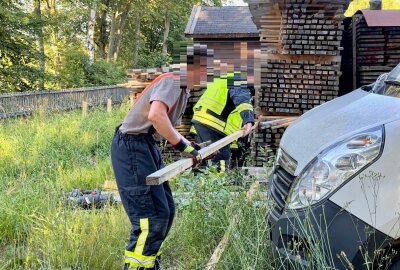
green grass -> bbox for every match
[0,103,274,270]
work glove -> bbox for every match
[190,141,219,161]
[173,139,202,168]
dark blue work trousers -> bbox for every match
[193,122,231,170]
[111,126,175,268]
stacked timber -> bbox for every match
[160,111,197,161]
[350,13,400,87]
[252,126,287,166]
[260,57,341,114]
[251,117,297,166]
[246,0,349,166]
[127,67,169,82]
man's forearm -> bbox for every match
[151,112,181,145]
[148,100,188,146]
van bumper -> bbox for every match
[269,200,392,269]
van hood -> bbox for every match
[281,90,400,176]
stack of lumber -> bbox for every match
[160,112,197,161]
[205,42,258,88]
[251,117,297,167]
[259,57,341,114]
[246,0,349,166]
[127,67,169,82]
[281,8,344,56]
[350,14,400,86]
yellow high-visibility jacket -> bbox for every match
[192,72,254,136]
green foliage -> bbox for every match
[87,58,127,86]
[58,45,88,88]
[0,1,41,93]
[0,0,229,92]
[0,105,274,269]
[55,45,126,88]
[137,52,172,69]
[163,170,272,269]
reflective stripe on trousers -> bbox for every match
[111,126,175,269]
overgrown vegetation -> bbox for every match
[0,0,226,93]
[0,103,272,269]
[4,0,400,92]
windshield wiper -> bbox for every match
[385,80,400,86]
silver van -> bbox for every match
[269,63,400,269]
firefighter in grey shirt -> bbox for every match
[111,69,203,269]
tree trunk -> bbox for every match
[97,0,110,59]
[87,2,97,66]
[162,10,170,55]
[46,0,60,66]
[34,0,45,89]
[107,9,118,62]
[113,0,133,61]
[133,13,141,67]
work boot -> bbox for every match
[155,255,167,270]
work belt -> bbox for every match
[115,125,155,142]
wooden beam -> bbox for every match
[259,117,297,129]
[146,129,246,185]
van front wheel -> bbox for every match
[389,256,400,269]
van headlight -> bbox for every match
[287,126,384,209]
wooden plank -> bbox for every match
[146,129,246,185]
[260,117,298,129]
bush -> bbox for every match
[137,51,172,68]
[56,45,126,89]
[58,45,88,88]
[87,58,126,86]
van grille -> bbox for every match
[269,150,297,222]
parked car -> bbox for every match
[269,63,400,269]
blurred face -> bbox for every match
[182,44,209,91]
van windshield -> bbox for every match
[383,84,400,98]
[372,64,400,98]
[386,64,400,85]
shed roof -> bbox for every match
[185,6,259,39]
[360,10,400,27]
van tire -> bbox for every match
[389,256,400,270]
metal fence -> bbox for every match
[0,85,133,118]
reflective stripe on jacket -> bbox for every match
[192,72,254,135]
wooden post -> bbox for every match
[107,98,112,112]
[82,101,88,116]
[130,92,136,107]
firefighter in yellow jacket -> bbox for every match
[191,71,254,170]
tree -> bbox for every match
[95,0,111,59]
[87,0,97,66]
[0,1,40,92]
[34,0,46,89]
[107,0,134,62]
